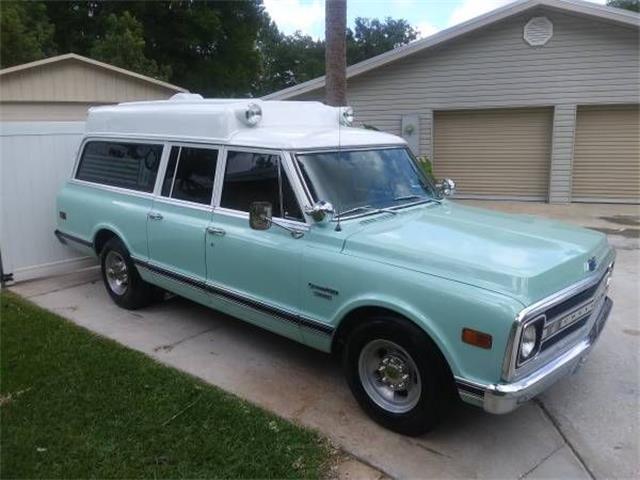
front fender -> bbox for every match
[302,247,522,385]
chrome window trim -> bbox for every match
[215,147,308,225]
[293,143,405,154]
[502,255,615,381]
[155,142,222,210]
[291,145,437,219]
[69,178,156,200]
[72,137,166,194]
[213,207,310,231]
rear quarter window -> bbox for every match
[75,141,163,193]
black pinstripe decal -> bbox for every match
[133,258,334,336]
[54,230,93,248]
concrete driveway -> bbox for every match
[10,202,639,479]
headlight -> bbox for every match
[518,315,544,364]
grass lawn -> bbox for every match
[0,291,332,479]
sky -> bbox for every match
[263,0,609,40]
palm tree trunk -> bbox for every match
[325,0,347,106]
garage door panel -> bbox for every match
[433,108,552,199]
[572,105,639,203]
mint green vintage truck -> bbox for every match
[56,96,614,435]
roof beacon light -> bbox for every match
[340,106,354,126]
[241,103,262,127]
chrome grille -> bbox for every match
[539,268,611,351]
[503,259,615,382]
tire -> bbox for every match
[343,316,452,436]
[100,237,158,310]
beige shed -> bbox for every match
[0,54,186,283]
[0,53,186,121]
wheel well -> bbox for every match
[93,229,117,255]
[331,306,416,355]
[331,306,456,394]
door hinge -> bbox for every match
[1,272,14,284]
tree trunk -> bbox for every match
[325,0,347,106]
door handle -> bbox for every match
[148,212,163,220]
[206,226,226,236]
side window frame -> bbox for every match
[71,136,166,197]
[153,141,222,211]
[214,147,308,225]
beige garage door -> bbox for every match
[433,108,553,200]
[572,105,639,204]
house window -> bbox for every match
[161,146,218,205]
[76,141,163,192]
[220,151,303,221]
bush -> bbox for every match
[416,155,435,182]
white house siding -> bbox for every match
[549,104,577,203]
[287,8,639,203]
[0,122,92,282]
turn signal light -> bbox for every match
[462,328,492,349]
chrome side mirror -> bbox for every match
[304,200,335,223]
[436,178,456,198]
[249,201,272,230]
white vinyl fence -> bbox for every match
[0,122,96,283]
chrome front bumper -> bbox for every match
[457,296,612,414]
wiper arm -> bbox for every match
[393,194,424,202]
[393,194,441,205]
[337,205,398,219]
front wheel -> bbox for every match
[343,317,451,436]
[100,237,158,309]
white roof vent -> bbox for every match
[169,93,203,101]
[524,17,553,46]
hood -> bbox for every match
[342,201,612,305]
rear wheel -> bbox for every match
[100,238,158,309]
[343,316,451,436]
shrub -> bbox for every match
[416,155,436,182]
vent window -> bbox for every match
[524,17,553,46]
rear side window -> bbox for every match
[76,141,162,192]
[161,146,218,205]
[220,151,303,221]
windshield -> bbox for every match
[295,147,436,217]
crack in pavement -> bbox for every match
[535,399,596,480]
[519,444,564,479]
[15,279,100,299]
[153,326,218,353]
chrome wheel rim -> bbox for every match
[358,339,421,414]
[105,251,129,296]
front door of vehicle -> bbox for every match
[146,145,218,302]
[206,149,306,342]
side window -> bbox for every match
[75,141,162,192]
[161,146,218,205]
[220,151,303,221]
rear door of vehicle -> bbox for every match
[146,144,218,297]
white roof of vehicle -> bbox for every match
[85,95,405,150]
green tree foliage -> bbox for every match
[0,1,55,68]
[255,17,325,95]
[253,15,418,96]
[0,1,419,97]
[347,17,419,65]
[90,11,170,81]
[606,0,639,12]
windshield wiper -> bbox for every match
[393,194,440,205]
[336,205,398,219]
